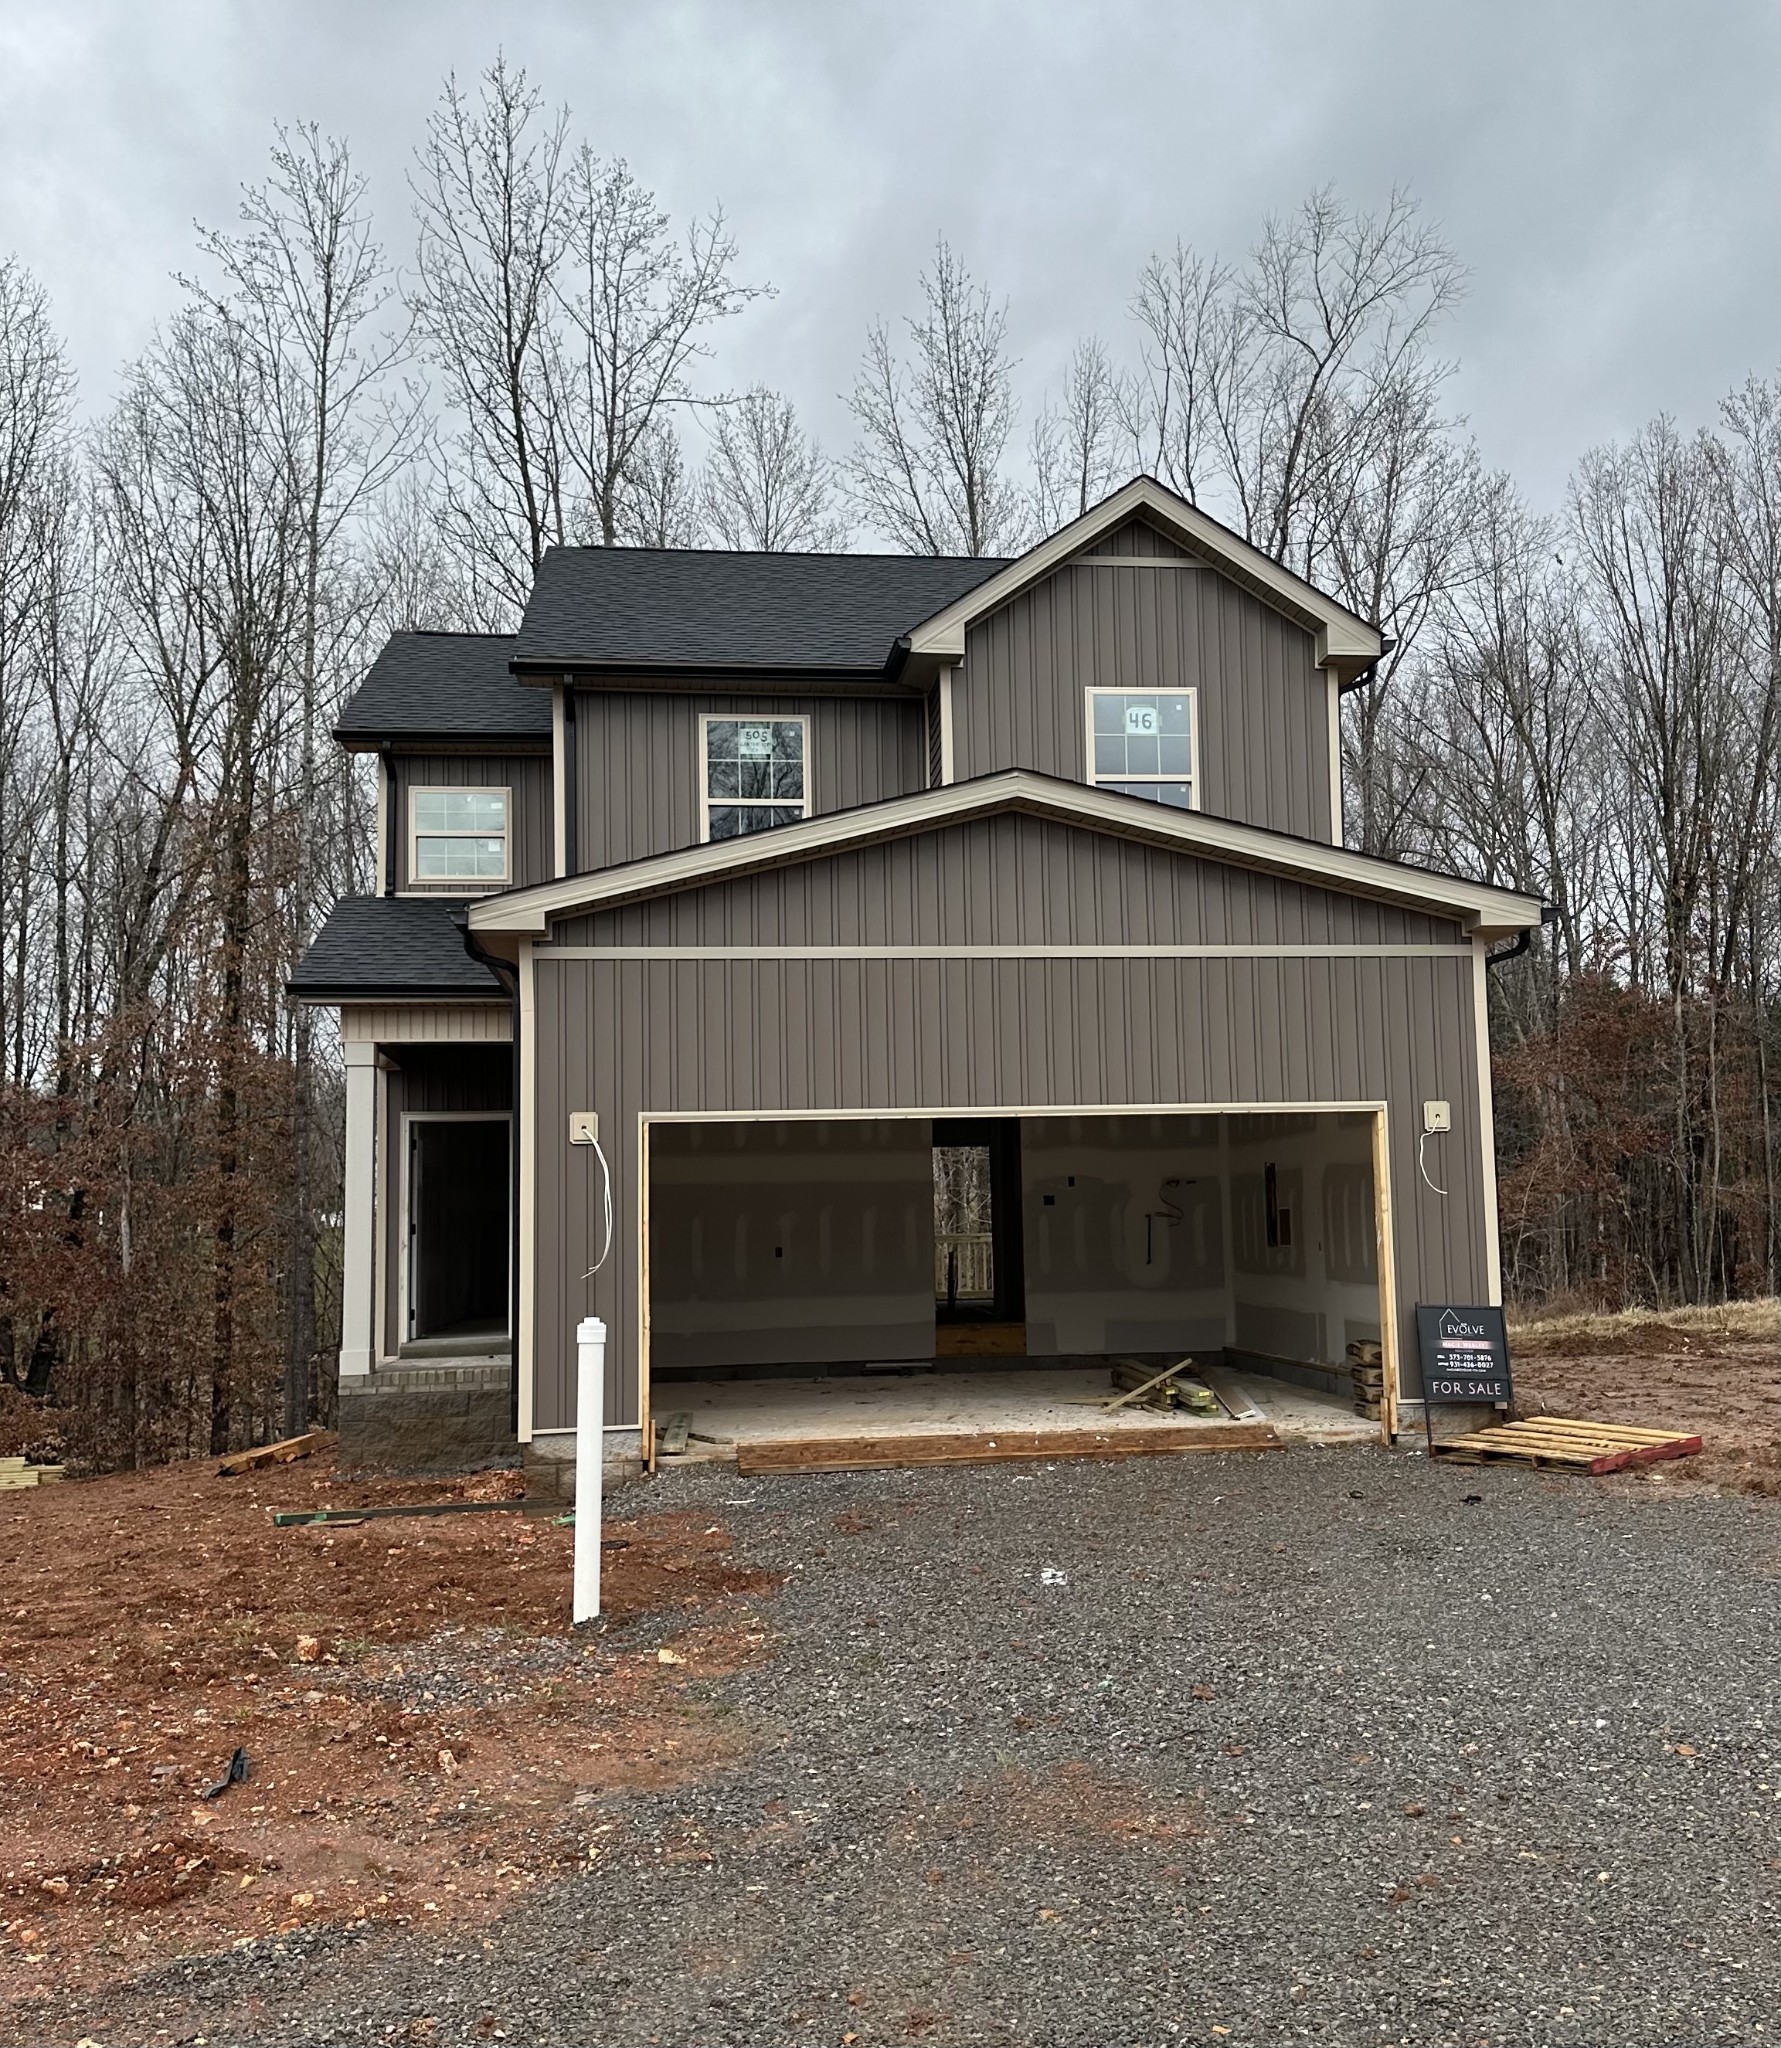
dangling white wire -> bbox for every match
[1417,1128,1448,1197]
[582,1136,615,1278]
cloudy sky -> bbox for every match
[1,0,1774,513]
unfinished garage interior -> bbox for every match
[639,1107,1393,1462]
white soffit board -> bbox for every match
[901,476,1384,670]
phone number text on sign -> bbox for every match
[1414,1304,1512,1404]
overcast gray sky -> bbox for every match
[1,0,1775,513]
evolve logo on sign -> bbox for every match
[1415,1304,1511,1404]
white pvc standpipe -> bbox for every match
[572,1316,607,1624]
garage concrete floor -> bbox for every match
[652,1364,1374,1458]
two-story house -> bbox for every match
[291,476,1542,1477]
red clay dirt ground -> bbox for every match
[1507,1299,1778,1497]
[0,1452,783,2041]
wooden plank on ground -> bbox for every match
[736,1421,1281,1476]
[217,1429,337,1478]
[934,1323,1028,1358]
[1197,1367,1268,1425]
[658,1411,691,1457]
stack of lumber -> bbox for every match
[1346,1340,1384,1419]
[0,1455,66,1490]
[1107,1358,1222,1415]
[215,1429,336,1477]
[1431,1415,1702,1475]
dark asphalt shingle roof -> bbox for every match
[513,548,1010,672]
[333,633,551,744]
[289,896,506,999]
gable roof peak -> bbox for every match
[904,475,1384,679]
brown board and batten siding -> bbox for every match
[524,811,1488,1433]
[390,753,555,893]
[953,542,1336,841]
[548,815,1461,951]
[574,691,927,869]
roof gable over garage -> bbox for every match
[471,770,1542,945]
[541,808,1470,953]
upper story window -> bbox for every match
[1085,689,1198,809]
[701,715,810,841]
[410,787,510,883]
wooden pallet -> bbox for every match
[736,1420,1280,1476]
[1432,1415,1702,1475]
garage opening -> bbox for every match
[405,1115,511,1344]
[644,1110,1390,1465]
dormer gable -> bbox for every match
[901,475,1382,683]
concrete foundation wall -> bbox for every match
[337,1359,518,1476]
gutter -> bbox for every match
[456,915,525,1440]
[1338,635,1397,697]
[1485,904,1557,970]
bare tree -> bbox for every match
[410,57,571,618]
[554,151,765,545]
[1029,338,1124,530]
[100,302,307,1451]
[195,123,413,1434]
[0,261,77,1084]
[614,418,700,548]
[701,386,847,550]
[1124,246,1241,507]
[846,238,1026,555]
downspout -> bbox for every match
[380,749,396,896]
[1485,905,1557,971]
[458,917,524,1438]
[562,675,579,877]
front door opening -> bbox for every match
[407,1117,510,1343]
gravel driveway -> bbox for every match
[103,1444,1778,2046]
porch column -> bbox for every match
[339,1040,379,1379]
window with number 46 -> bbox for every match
[1085,689,1197,809]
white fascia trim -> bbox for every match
[469,771,1545,937]
[537,943,1477,961]
[902,477,1383,669]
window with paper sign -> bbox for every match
[1085,689,1198,809]
[700,715,810,841]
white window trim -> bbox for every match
[697,713,813,845]
[1082,687,1201,811]
[408,784,512,888]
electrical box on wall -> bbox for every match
[569,1111,599,1146]
[1422,1100,1451,1134]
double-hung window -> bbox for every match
[409,787,510,883]
[700,716,810,841]
[1085,689,1198,809]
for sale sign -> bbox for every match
[1415,1304,1512,1403]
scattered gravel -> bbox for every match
[78,1445,1781,2046]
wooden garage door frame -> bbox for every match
[636,1099,1402,1452]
